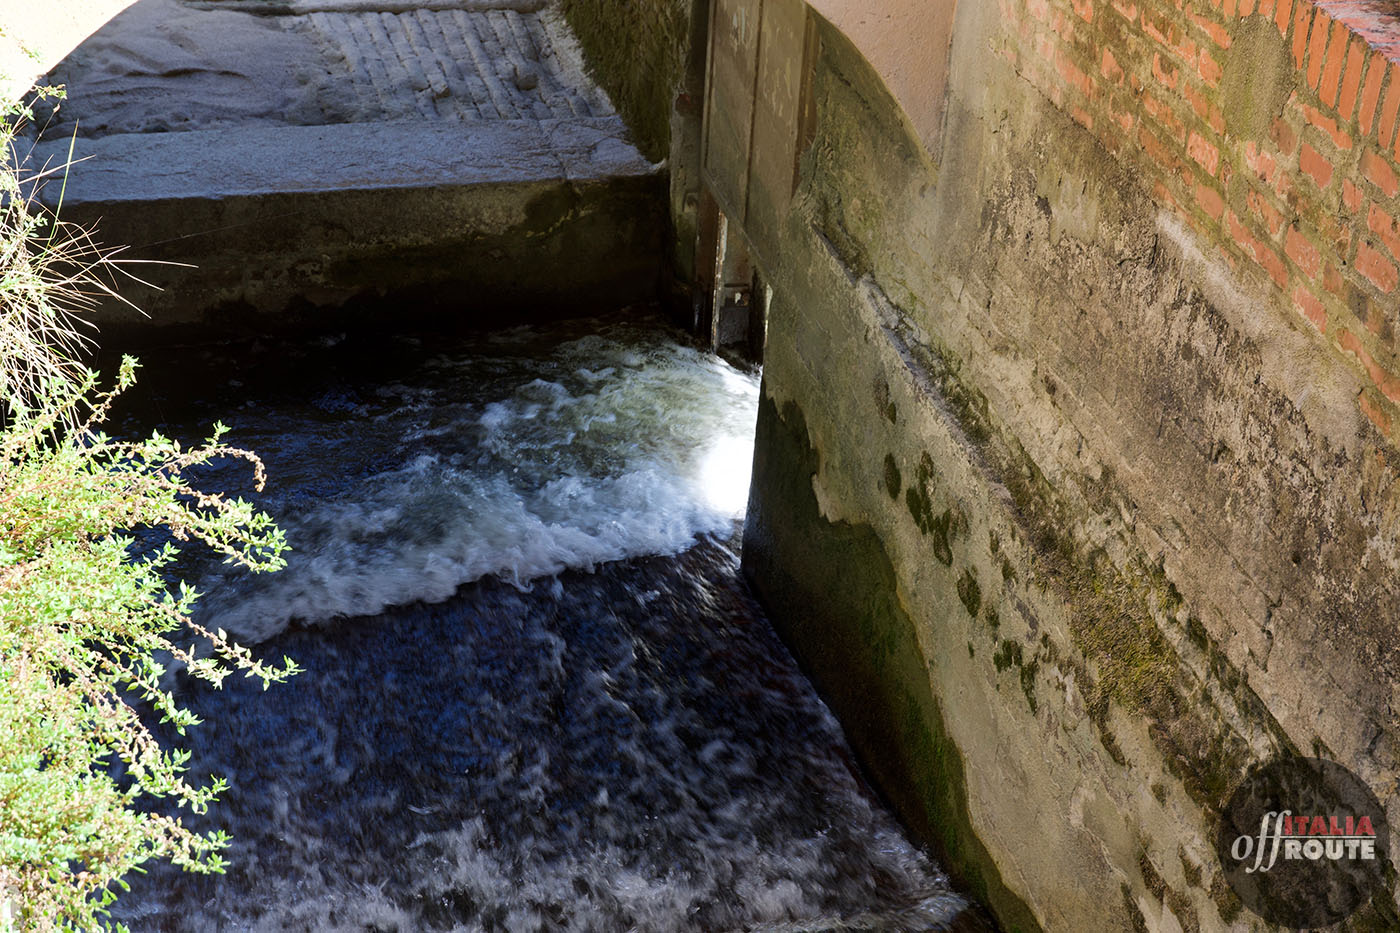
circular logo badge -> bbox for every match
[1216,757,1390,928]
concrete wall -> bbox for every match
[558,0,711,309]
[726,1,1400,931]
[40,119,666,337]
[558,0,694,164]
[1000,0,1400,439]
[564,0,1400,928]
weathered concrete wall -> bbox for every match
[558,0,692,163]
[557,0,710,309]
[803,0,957,154]
[999,0,1400,439]
[705,1,1400,931]
[565,0,1400,926]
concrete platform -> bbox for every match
[11,0,665,332]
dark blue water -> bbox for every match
[104,317,983,931]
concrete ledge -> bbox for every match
[25,118,655,202]
[22,118,665,332]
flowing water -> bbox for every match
[103,316,984,932]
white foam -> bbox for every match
[191,329,761,642]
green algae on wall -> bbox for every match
[699,0,1400,926]
[795,2,1294,819]
[558,0,691,163]
[743,393,1043,933]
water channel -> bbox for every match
[104,314,982,932]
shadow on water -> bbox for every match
[97,315,993,931]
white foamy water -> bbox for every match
[169,324,761,642]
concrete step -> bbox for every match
[22,116,664,333]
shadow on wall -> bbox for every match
[803,0,959,155]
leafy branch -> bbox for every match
[0,90,296,932]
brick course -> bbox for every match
[996,0,1400,441]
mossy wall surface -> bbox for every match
[735,2,1400,930]
[557,0,708,310]
[744,395,1042,933]
[558,0,691,164]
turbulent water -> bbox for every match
[104,317,983,932]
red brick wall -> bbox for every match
[995,0,1400,438]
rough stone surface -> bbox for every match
[28,117,652,201]
[0,0,138,102]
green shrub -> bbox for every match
[0,93,297,932]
